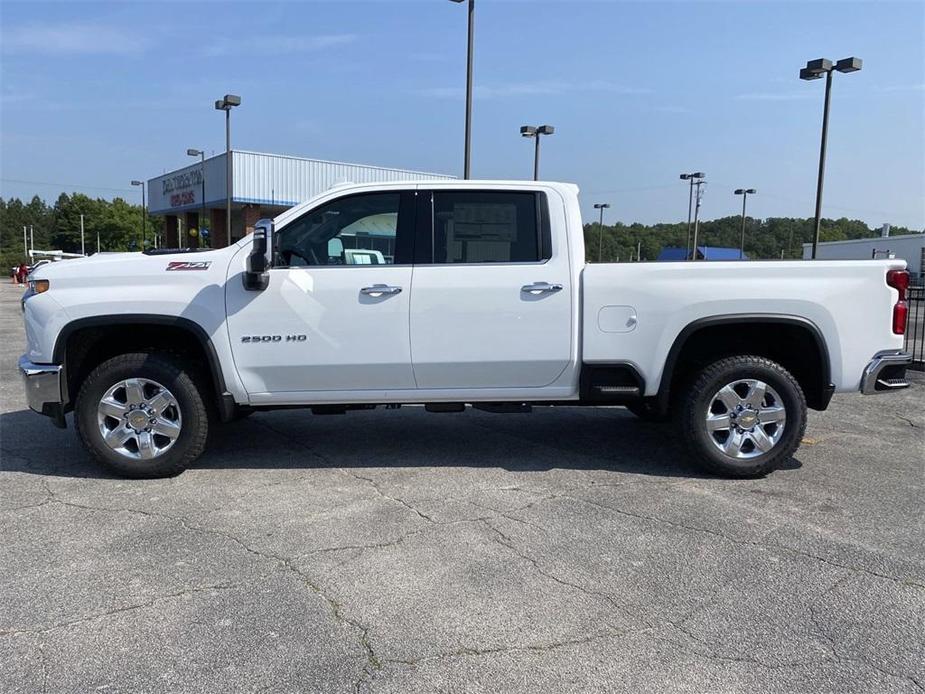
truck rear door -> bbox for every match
[409,187,573,389]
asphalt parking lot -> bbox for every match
[1,282,923,693]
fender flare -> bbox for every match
[655,314,832,411]
[53,314,234,420]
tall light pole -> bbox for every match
[215,94,241,243]
[520,125,554,181]
[22,225,27,256]
[800,57,862,259]
[690,179,705,260]
[734,188,756,259]
[449,0,475,179]
[593,202,611,262]
[80,213,85,256]
[187,148,207,246]
[130,180,146,250]
[679,172,705,258]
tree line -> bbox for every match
[1,193,162,272]
[583,216,921,263]
[1,192,920,272]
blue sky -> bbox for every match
[1,0,923,229]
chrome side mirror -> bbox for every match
[243,218,273,291]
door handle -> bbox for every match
[521,282,563,295]
[360,284,402,297]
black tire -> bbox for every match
[625,401,671,423]
[678,355,806,478]
[74,353,210,478]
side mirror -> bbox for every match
[243,218,272,291]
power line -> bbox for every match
[0,178,136,194]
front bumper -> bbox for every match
[19,355,66,427]
[860,350,912,395]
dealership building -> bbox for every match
[146,150,454,248]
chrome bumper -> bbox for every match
[860,350,912,395]
[19,355,65,423]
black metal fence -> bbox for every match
[905,274,924,371]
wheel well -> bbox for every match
[660,319,831,411]
[58,321,223,414]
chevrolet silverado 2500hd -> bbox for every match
[20,181,912,478]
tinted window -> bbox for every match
[275,192,401,267]
[432,191,543,264]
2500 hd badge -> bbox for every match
[240,334,308,343]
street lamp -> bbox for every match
[215,94,241,243]
[520,125,554,181]
[130,180,146,250]
[593,203,611,263]
[679,172,705,258]
[734,188,757,259]
[449,0,475,179]
[187,148,207,246]
[800,56,862,259]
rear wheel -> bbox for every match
[74,353,210,478]
[679,356,806,478]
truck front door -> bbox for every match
[225,190,417,396]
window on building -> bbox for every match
[431,191,547,264]
[274,193,402,267]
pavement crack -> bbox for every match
[564,494,925,589]
[387,631,616,666]
[1,583,243,637]
[480,518,646,628]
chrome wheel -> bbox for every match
[97,378,182,460]
[705,379,786,460]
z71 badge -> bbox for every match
[166,261,211,271]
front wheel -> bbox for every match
[679,356,806,478]
[74,353,210,478]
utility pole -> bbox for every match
[30,225,33,254]
[80,214,85,256]
[593,202,610,262]
[23,226,27,256]
[637,240,641,262]
[690,181,705,260]
[680,172,705,257]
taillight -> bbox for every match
[886,269,909,335]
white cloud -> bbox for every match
[202,33,357,57]
[877,83,925,93]
[734,92,817,101]
[1,22,152,55]
[420,80,652,100]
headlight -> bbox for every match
[29,279,50,294]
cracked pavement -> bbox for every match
[1,283,924,693]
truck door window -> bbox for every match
[430,191,549,264]
[274,192,404,267]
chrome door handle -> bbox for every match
[360,284,402,297]
[521,282,563,295]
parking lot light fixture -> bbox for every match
[800,57,862,259]
[593,203,611,263]
[215,94,241,243]
[130,180,146,250]
[521,125,555,180]
[734,188,757,259]
[449,0,475,179]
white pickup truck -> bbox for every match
[20,181,912,478]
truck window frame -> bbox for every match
[271,190,417,269]
[413,190,553,266]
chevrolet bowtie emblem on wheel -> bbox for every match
[166,261,211,271]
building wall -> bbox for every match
[802,234,925,275]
